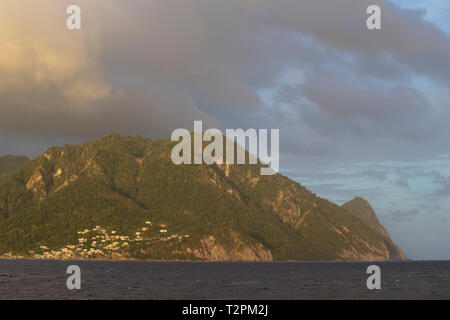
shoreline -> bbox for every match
[0,257,423,263]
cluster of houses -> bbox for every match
[30,221,191,260]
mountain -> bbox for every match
[341,197,406,260]
[0,155,30,178]
[0,133,406,261]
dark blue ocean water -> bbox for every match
[0,259,449,299]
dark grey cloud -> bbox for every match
[1,0,450,158]
[298,69,432,140]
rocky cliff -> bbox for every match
[342,197,406,260]
[0,133,406,261]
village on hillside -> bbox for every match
[1,221,191,260]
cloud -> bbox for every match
[2,0,450,259]
[0,1,111,136]
[430,171,450,196]
[384,208,420,222]
[297,69,432,139]
[1,0,449,148]
[1,0,450,185]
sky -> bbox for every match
[0,0,449,259]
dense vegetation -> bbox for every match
[0,155,29,178]
[0,134,405,261]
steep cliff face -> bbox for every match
[342,197,406,260]
[0,134,405,261]
[190,235,273,262]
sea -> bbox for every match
[0,259,449,299]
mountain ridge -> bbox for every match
[341,197,406,260]
[0,155,30,178]
[0,133,406,261]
